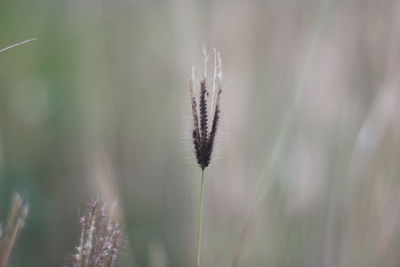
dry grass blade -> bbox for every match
[0,38,37,54]
[0,194,29,267]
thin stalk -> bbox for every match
[231,0,331,266]
[196,170,206,267]
[0,38,37,54]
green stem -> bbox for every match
[196,169,206,267]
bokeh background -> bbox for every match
[1,0,400,266]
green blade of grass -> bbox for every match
[231,0,331,265]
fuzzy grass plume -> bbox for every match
[71,200,123,267]
[190,48,223,267]
[0,194,29,267]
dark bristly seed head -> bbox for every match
[190,79,222,170]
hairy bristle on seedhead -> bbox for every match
[190,49,223,170]
[71,199,123,267]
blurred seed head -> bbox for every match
[0,193,29,267]
[71,199,123,267]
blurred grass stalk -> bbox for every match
[0,194,29,267]
[232,0,331,265]
[0,38,37,54]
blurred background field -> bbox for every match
[1,0,400,266]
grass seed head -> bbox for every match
[190,49,223,170]
[71,199,123,267]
